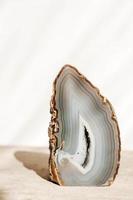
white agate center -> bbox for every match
[56,115,95,175]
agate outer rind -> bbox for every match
[48,65,121,186]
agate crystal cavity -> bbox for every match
[48,65,121,186]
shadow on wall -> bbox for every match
[14,151,50,181]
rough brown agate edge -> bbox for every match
[48,64,121,186]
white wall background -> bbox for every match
[0,0,133,150]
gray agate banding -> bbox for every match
[48,65,121,186]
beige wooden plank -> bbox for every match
[0,146,132,200]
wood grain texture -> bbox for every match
[0,146,132,200]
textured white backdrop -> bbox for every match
[0,0,133,150]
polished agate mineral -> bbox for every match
[48,65,121,186]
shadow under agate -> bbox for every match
[14,150,50,181]
[0,190,7,200]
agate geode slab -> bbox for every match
[48,65,121,186]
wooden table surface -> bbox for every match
[0,146,132,200]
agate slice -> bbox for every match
[48,65,121,186]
